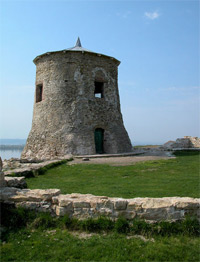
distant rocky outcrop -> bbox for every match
[163,136,200,149]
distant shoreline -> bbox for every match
[0,145,25,150]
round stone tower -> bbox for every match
[21,38,132,160]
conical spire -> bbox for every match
[75,37,82,47]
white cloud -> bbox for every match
[144,11,161,20]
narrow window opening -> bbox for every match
[94,81,104,98]
[36,84,43,103]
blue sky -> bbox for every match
[0,0,199,145]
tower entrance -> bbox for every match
[94,128,104,154]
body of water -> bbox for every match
[0,149,23,160]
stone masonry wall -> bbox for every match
[21,51,132,160]
[1,187,199,222]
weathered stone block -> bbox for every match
[114,210,136,220]
[55,206,73,216]
[5,176,27,189]
[73,201,91,208]
[16,201,40,209]
[95,200,114,210]
[127,198,144,211]
[113,199,128,210]
[175,199,200,210]
[98,208,113,216]
[0,187,19,201]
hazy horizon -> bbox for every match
[0,138,188,146]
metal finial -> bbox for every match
[75,37,82,47]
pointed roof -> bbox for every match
[33,37,120,65]
[65,37,93,52]
[76,37,82,47]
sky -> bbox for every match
[0,0,199,145]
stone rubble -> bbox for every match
[3,156,72,176]
[4,176,27,189]
[0,187,199,222]
[162,136,200,149]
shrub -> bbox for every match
[59,215,80,230]
[156,221,181,236]
[30,212,56,230]
[181,216,200,236]
[81,218,101,232]
[131,219,152,236]
[0,203,35,230]
[114,217,130,233]
[96,217,114,231]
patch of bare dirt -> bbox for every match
[70,155,174,166]
[126,235,155,242]
[70,231,99,239]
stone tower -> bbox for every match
[21,38,132,160]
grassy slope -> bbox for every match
[1,229,200,262]
[26,151,200,198]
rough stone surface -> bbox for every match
[21,42,132,160]
[3,158,71,176]
[4,177,27,189]
[163,136,200,149]
[0,157,6,188]
[0,188,199,222]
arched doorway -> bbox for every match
[94,128,104,154]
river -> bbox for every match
[0,148,23,160]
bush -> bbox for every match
[114,217,130,233]
[181,216,200,236]
[30,212,56,230]
[0,203,35,230]
[156,221,181,236]
[131,219,152,235]
[96,217,114,231]
[59,216,80,231]
[81,218,101,232]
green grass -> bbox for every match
[1,205,200,262]
[1,230,199,262]
[26,151,200,198]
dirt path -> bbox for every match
[70,155,174,166]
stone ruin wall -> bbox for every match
[21,51,132,160]
[1,158,199,222]
[163,136,200,149]
[0,187,199,222]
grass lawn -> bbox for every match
[1,206,200,262]
[26,151,200,198]
[2,152,200,262]
[2,229,199,262]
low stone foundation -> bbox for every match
[0,187,199,222]
[4,176,27,189]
